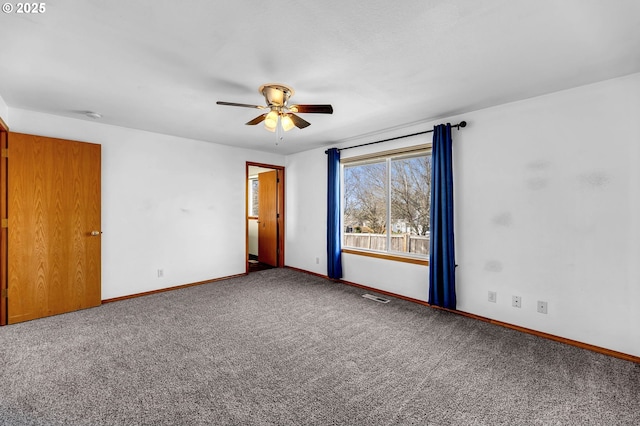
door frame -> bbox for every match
[246,162,285,273]
[0,116,7,326]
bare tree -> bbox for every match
[343,161,387,234]
[344,154,432,238]
[390,155,431,235]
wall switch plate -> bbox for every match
[537,301,548,314]
[488,291,497,303]
[512,295,521,308]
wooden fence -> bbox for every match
[344,233,429,255]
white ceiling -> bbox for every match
[1,0,639,155]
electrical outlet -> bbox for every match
[488,291,497,303]
[157,269,164,278]
[512,295,521,308]
[537,300,548,314]
[315,257,320,264]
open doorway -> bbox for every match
[246,162,284,273]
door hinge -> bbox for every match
[1,288,7,299]
[1,218,7,228]
[1,148,7,158]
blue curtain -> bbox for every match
[327,148,343,279]
[429,124,456,309]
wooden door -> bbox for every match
[258,170,278,267]
[7,133,101,324]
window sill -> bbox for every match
[342,248,429,266]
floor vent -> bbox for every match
[362,294,390,304]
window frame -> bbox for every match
[341,144,431,266]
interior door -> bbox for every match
[7,133,101,324]
[258,170,278,267]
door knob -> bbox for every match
[90,231,102,236]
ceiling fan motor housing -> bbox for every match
[259,84,294,107]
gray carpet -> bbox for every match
[0,268,638,425]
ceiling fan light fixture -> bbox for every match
[264,110,279,131]
[217,83,333,135]
[281,114,294,132]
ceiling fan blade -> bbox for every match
[289,113,311,129]
[245,114,267,125]
[217,101,265,109]
[289,104,333,114]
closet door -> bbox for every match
[7,133,101,324]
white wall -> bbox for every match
[455,72,640,357]
[0,93,8,125]
[285,72,640,357]
[248,219,258,256]
[8,108,285,299]
[285,147,329,274]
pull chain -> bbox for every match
[275,114,284,145]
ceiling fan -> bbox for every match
[217,84,333,132]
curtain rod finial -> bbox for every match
[459,121,467,128]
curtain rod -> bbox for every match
[326,121,467,153]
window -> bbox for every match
[342,146,431,260]
[249,178,259,217]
